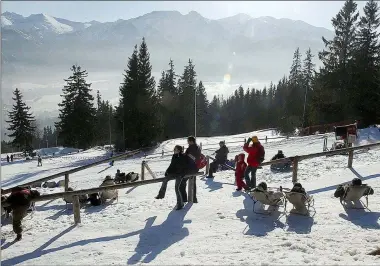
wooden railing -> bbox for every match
[33,172,204,224]
[207,142,380,183]
[2,148,145,194]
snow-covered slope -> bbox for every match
[1,129,380,265]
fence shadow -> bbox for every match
[1,225,76,266]
[308,169,380,195]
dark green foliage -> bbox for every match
[55,65,96,149]
[6,88,35,155]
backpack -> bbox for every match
[196,153,207,170]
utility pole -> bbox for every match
[109,106,112,147]
[122,120,125,151]
[302,86,308,128]
[194,86,197,138]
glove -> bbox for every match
[247,138,252,144]
[259,157,264,163]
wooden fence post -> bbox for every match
[73,195,81,224]
[64,173,69,192]
[141,161,145,181]
[292,156,299,184]
[188,177,195,203]
[348,150,354,168]
[205,156,210,175]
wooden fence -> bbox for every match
[2,148,145,194]
[207,142,380,183]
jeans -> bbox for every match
[175,177,188,207]
[156,178,169,198]
[209,160,226,176]
[244,166,257,188]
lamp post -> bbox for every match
[174,74,197,138]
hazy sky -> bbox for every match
[2,1,367,30]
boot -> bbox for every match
[175,204,184,210]
[155,195,164,199]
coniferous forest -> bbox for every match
[4,0,380,152]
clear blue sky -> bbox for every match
[2,1,367,30]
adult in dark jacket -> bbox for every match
[271,150,285,161]
[243,136,265,189]
[2,187,40,241]
[207,141,229,178]
[185,136,201,204]
[155,145,189,201]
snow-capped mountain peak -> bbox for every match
[25,13,73,34]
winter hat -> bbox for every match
[258,182,268,191]
[352,178,362,186]
[278,150,283,154]
[294,182,303,188]
[104,175,112,181]
[252,136,259,143]
[219,140,225,145]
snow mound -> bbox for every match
[355,126,380,146]
[36,147,81,156]
[1,17,12,26]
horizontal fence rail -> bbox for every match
[207,142,380,183]
[2,148,146,193]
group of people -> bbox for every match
[206,136,265,191]
[155,136,201,210]
[6,154,14,163]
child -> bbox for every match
[235,153,248,191]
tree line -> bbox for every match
[4,0,379,154]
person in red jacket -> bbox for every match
[235,153,248,191]
[243,136,265,189]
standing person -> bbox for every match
[207,141,229,179]
[2,187,40,241]
[155,146,189,207]
[243,136,265,189]
[10,154,14,162]
[37,155,42,167]
[185,136,201,203]
[235,153,248,191]
[7,155,10,163]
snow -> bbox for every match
[355,127,380,146]
[1,129,380,265]
[38,14,73,34]
[1,17,13,26]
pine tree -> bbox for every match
[352,0,380,125]
[302,48,316,127]
[55,65,96,149]
[317,0,359,122]
[178,59,197,136]
[6,88,36,155]
[195,81,210,136]
[117,39,161,149]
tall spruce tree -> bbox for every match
[117,39,161,149]
[317,0,359,123]
[195,81,210,136]
[302,48,315,127]
[178,59,197,136]
[352,0,380,125]
[6,88,36,155]
[55,65,96,149]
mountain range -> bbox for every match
[1,11,333,132]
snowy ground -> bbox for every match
[1,129,380,265]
